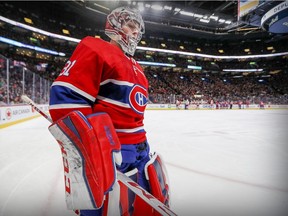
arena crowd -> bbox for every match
[0,1,287,106]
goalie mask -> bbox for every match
[105,7,145,56]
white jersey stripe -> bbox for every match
[115,126,144,133]
[96,96,130,108]
[49,104,91,110]
[52,81,96,102]
[100,79,134,87]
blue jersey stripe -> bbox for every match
[50,85,94,106]
[98,82,132,105]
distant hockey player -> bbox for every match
[259,101,265,109]
[176,99,181,109]
[48,7,169,216]
[229,100,233,109]
[184,98,190,110]
[215,101,219,109]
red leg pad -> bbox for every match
[48,111,121,209]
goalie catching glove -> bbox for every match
[48,111,122,210]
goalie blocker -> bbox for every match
[49,110,170,215]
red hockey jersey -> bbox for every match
[49,36,148,144]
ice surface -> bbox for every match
[0,109,287,216]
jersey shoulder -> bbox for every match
[81,36,107,47]
[81,36,121,56]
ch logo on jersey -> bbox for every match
[129,85,148,114]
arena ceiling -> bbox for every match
[5,1,286,43]
[63,0,286,42]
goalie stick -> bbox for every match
[21,95,177,216]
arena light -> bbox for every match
[200,19,209,23]
[179,11,194,17]
[187,65,202,70]
[1,15,288,60]
[62,29,70,35]
[194,14,203,18]
[151,4,163,10]
[137,61,176,67]
[261,75,271,77]
[145,3,151,8]
[210,15,218,21]
[269,70,281,74]
[237,27,260,32]
[137,46,288,59]
[174,8,181,12]
[24,17,33,24]
[93,2,109,11]
[223,69,263,72]
[0,36,65,56]
[0,16,80,43]
[267,46,274,50]
[164,6,172,10]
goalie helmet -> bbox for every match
[105,7,145,56]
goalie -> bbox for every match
[48,6,170,216]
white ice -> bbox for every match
[0,109,288,216]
